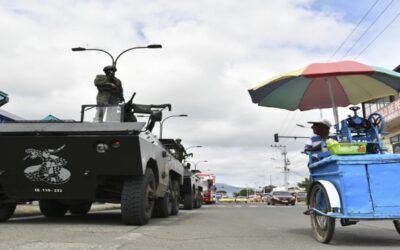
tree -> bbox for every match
[297,178,310,192]
[238,188,254,197]
[261,185,276,193]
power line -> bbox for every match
[340,0,394,60]
[355,9,400,59]
[328,0,379,62]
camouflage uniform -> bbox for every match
[175,139,188,162]
[94,75,124,105]
[93,65,124,122]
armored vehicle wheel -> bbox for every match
[170,179,180,216]
[184,190,194,210]
[153,178,174,218]
[121,168,156,225]
[193,196,199,209]
[0,203,16,222]
[69,202,92,215]
[196,193,202,208]
[394,220,400,234]
[39,200,68,217]
[309,184,336,244]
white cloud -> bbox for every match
[0,0,395,187]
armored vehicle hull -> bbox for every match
[0,121,185,225]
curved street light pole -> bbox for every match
[194,160,208,170]
[159,114,188,139]
[186,145,202,151]
[71,44,162,68]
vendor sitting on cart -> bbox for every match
[304,119,334,162]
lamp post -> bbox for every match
[71,44,162,68]
[186,145,202,150]
[194,160,208,170]
[159,114,188,139]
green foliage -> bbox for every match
[238,188,255,197]
[297,178,310,192]
[261,185,276,193]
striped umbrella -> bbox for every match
[248,60,400,124]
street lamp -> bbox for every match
[194,160,208,170]
[159,114,188,139]
[71,44,162,68]
[186,145,202,150]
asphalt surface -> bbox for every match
[1,203,400,249]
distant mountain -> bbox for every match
[215,183,243,195]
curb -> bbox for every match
[13,203,121,218]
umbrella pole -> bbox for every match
[326,77,340,134]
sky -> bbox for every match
[1,0,400,188]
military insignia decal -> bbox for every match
[23,145,71,185]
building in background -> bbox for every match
[362,66,400,153]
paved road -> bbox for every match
[1,204,400,249]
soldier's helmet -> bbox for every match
[176,138,182,143]
[103,65,117,73]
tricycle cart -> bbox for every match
[303,106,400,243]
[248,60,400,243]
[305,154,400,243]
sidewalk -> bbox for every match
[13,202,121,217]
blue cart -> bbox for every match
[304,107,400,243]
[305,154,400,243]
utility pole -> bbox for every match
[270,144,290,191]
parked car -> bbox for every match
[219,196,235,203]
[266,191,296,205]
[248,195,261,203]
[235,196,248,203]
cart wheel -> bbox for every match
[309,183,336,243]
[393,220,400,234]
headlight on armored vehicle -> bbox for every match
[96,143,109,153]
[111,139,121,149]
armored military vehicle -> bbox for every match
[0,94,186,225]
[157,139,203,210]
[184,169,203,209]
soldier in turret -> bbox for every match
[95,65,124,105]
[175,139,189,162]
[94,65,124,122]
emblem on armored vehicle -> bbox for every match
[23,145,71,185]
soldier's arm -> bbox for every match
[95,75,115,90]
[116,79,124,101]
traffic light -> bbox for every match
[274,133,279,142]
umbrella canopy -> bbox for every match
[248,60,400,124]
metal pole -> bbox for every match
[282,146,288,191]
[270,144,289,191]
[159,121,164,139]
[326,77,339,126]
[159,114,187,139]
